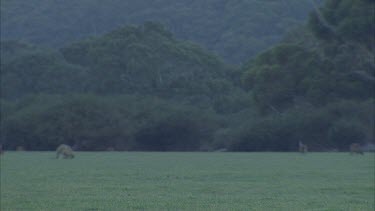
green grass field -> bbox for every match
[1,152,374,210]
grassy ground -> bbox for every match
[0,152,374,210]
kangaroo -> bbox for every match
[350,143,363,155]
[299,141,308,153]
[56,144,75,159]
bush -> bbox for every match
[134,107,220,151]
[1,94,221,151]
[328,120,366,150]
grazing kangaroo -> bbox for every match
[350,143,363,155]
[56,144,75,159]
[299,141,308,153]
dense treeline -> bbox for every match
[238,0,374,151]
[1,41,88,99]
[1,0,320,64]
[1,95,221,151]
[0,22,251,151]
[1,22,248,112]
[59,22,233,99]
[1,0,374,151]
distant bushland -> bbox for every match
[0,94,221,151]
[0,0,374,152]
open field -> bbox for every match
[1,152,374,210]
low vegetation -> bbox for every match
[1,152,374,210]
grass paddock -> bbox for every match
[1,152,374,210]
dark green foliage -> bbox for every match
[243,43,373,110]
[238,0,374,151]
[1,95,129,150]
[1,24,243,111]
[1,0,317,64]
[0,22,250,151]
[242,0,374,111]
[1,1,374,151]
[0,94,220,151]
[242,44,329,111]
[328,120,365,150]
[1,41,88,99]
[59,22,230,99]
[227,99,374,151]
[134,110,219,151]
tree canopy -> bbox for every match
[1,0,374,152]
[237,0,374,151]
